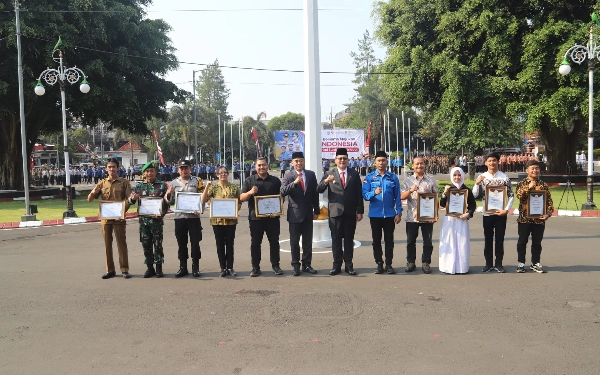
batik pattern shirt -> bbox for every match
[205,183,242,226]
[515,178,554,224]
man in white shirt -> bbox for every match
[472,152,514,273]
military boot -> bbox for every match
[155,263,163,278]
[192,259,200,277]
[175,260,188,278]
[143,263,156,278]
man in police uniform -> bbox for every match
[128,161,169,278]
[362,151,402,274]
[166,160,205,277]
[87,158,132,279]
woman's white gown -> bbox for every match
[438,215,470,274]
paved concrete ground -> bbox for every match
[1,204,599,374]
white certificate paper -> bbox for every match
[529,193,545,216]
[174,192,202,213]
[211,199,238,218]
[419,197,435,218]
[99,201,125,219]
[448,192,465,214]
[139,197,163,216]
[257,197,281,215]
[487,189,505,211]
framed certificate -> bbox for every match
[484,185,508,214]
[174,192,203,213]
[416,193,438,222]
[527,190,547,218]
[445,189,468,217]
[255,195,284,217]
[99,200,126,220]
[210,198,239,218]
[138,197,164,217]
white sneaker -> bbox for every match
[530,263,546,273]
[517,262,526,273]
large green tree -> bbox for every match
[0,0,185,189]
[266,112,305,133]
[375,0,600,172]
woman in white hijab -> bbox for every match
[438,167,476,274]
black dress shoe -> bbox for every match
[227,268,237,276]
[272,265,284,275]
[385,264,396,274]
[329,268,341,276]
[155,264,164,278]
[303,265,317,274]
[220,269,228,277]
[345,267,357,276]
[101,271,116,279]
[122,272,132,279]
[175,267,189,278]
[374,262,384,274]
[292,266,301,276]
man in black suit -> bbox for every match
[280,152,320,276]
[317,148,364,275]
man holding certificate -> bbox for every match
[128,162,169,278]
[514,160,554,273]
[166,160,205,278]
[473,152,514,273]
[317,148,364,276]
[280,152,320,276]
[240,157,283,277]
[400,157,438,274]
[362,151,402,274]
[87,158,132,279]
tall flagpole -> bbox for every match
[395,117,399,171]
[408,117,411,162]
[402,111,406,174]
[217,113,221,165]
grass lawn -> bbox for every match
[0,198,108,223]
[436,180,599,210]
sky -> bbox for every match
[146,0,385,122]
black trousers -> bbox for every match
[406,222,434,263]
[289,217,314,267]
[249,218,280,268]
[174,218,202,262]
[483,215,507,266]
[329,214,357,269]
[370,217,396,265]
[213,224,236,269]
[517,222,545,264]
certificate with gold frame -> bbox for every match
[527,190,547,218]
[416,193,438,222]
[210,198,239,219]
[484,185,507,214]
[254,195,284,217]
[99,200,126,220]
[445,189,468,217]
[138,197,164,217]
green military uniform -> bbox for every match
[130,178,169,265]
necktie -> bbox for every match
[340,171,345,188]
[298,172,305,191]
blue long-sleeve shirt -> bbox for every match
[362,170,403,218]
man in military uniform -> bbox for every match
[128,161,169,278]
[87,158,132,279]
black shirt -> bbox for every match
[242,174,282,220]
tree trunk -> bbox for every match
[0,113,43,190]
[538,116,583,174]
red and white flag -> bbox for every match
[251,127,263,157]
[153,130,165,166]
[365,120,372,156]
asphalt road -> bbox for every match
[1,207,599,374]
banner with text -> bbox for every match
[321,129,365,159]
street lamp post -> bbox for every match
[35,49,90,218]
[559,25,597,209]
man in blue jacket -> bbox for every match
[362,150,402,274]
